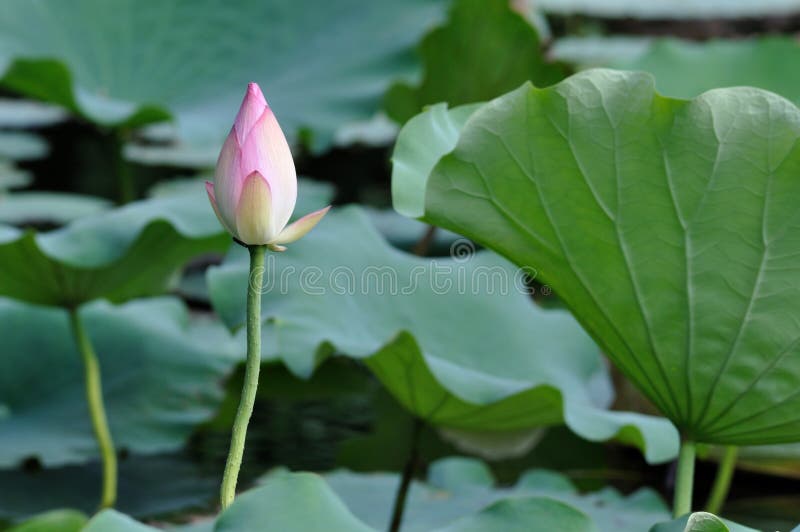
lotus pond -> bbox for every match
[3,1,800,531]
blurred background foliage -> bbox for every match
[2,0,800,530]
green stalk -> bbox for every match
[388,418,424,532]
[673,440,696,518]
[111,130,135,204]
[705,446,738,515]
[220,244,267,510]
[68,307,117,509]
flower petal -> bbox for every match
[239,106,297,232]
[213,128,243,224]
[206,181,237,237]
[271,206,331,245]
[233,82,268,145]
[235,171,276,245]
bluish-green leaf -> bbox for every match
[272,457,670,531]
[83,510,158,532]
[208,206,678,462]
[0,454,219,520]
[7,510,87,532]
[617,37,800,104]
[384,0,568,124]
[0,192,111,225]
[537,0,800,18]
[0,0,447,160]
[650,512,758,532]
[0,188,228,305]
[0,131,47,161]
[0,297,239,467]
[0,98,67,128]
[434,498,593,532]
[392,69,800,445]
[215,473,373,532]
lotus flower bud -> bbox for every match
[206,83,330,250]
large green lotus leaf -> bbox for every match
[7,510,87,532]
[554,38,800,106]
[304,457,669,532]
[97,474,594,532]
[650,512,757,532]
[392,102,483,219]
[0,297,239,467]
[83,511,158,532]
[107,498,601,532]
[365,332,674,462]
[383,0,568,124]
[208,207,678,463]
[168,525,214,532]
[0,98,67,128]
[0,0,446,162]
[0,187,229,306]
[94,462,665,532]
[392,69,800,444]
[0,192,111,225]
[0,131,47,160]
[437,498,592,532]
[536,0,800,18]
[216,473,373,532]
[616,38,800,104]
[550,36,654,68]
[0,454,219,520]
[0,161,31,191]
[365,207,459,254]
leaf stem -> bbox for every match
[68,306,117,509]
[705,445,738,515]
[673,439,696,517]
[220,244,267,510]
[412,225,437,256]
[389,417,424,532]
[112,130,134,204]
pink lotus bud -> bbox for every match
[206,83,330,250]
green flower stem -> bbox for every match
[705,445,738,515]
[68,306,117,509]
[220,244,267,510]
[389,417,424,532]
[673,440,696,518]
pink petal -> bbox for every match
[206,181,237,237]
[271,206,331,245]
[235,171,276,245]
[239,106,297,231]
[213,128,244,224]
[233,82,268,145]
